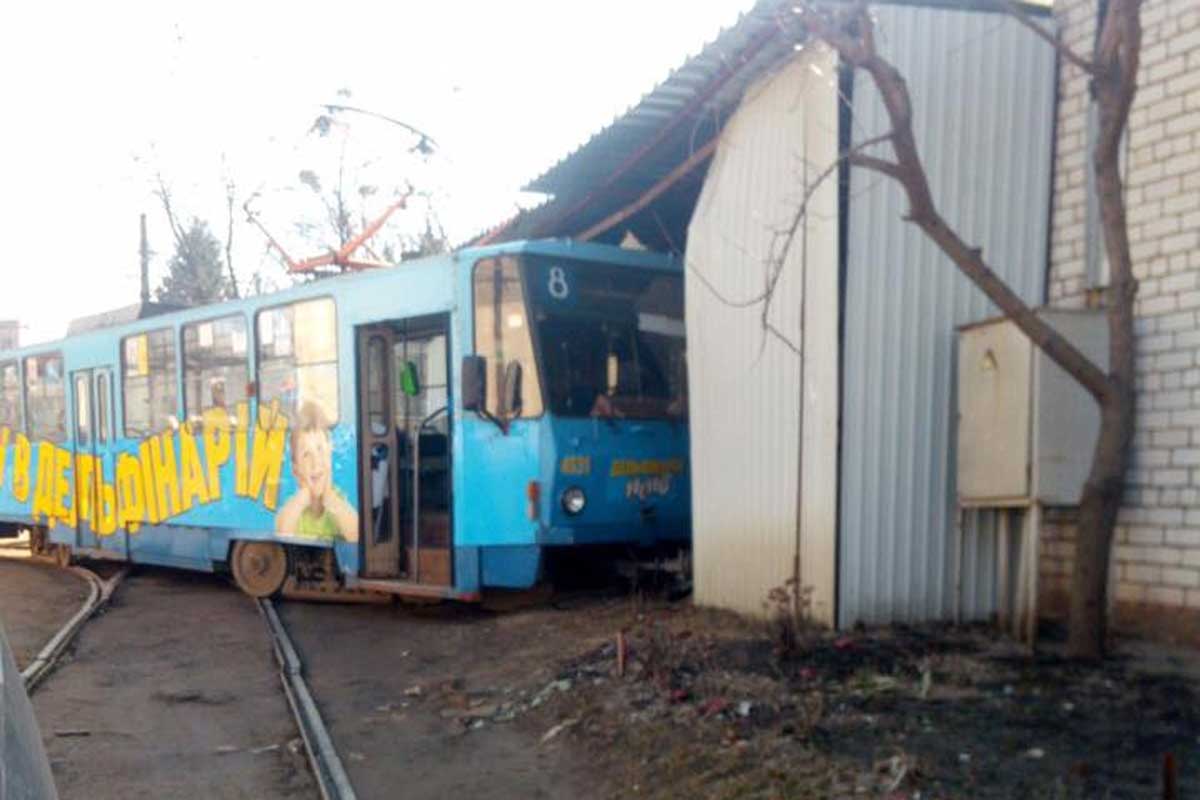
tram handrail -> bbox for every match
[411,406,448,585]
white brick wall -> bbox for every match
[1045,0,1200,617]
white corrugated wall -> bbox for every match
[686,46,840,624]
[838,6,1056,626]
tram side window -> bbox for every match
[257,298,338,424]
[123,328,179,438]
[24,353,66,442]
[183,314,249,424]
[0,361,21,431]
[472,257,543,417]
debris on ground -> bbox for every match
[540,717,579,744]
[490,597,1200,800]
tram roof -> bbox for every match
[3,238,677,358]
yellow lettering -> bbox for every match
[178,426,209,511]
[13,433,31,503]
[248,406,287,511]
[138,441,160,524]
[609,458,685,478]
[150,433,182,520]
[234,402,249,496]
[561,455,591,476]
[116,453,146,532]
[53,447,75,527]
[31,443,57,525]
[97,482,118,536]
[202,409,232,502]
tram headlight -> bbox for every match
[561,486,587,515]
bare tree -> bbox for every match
[223,174,241,299]
[154,170,244,300]
[783,0,1140,659]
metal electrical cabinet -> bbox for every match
[954,309,1107,642]
[957,309,1108,507]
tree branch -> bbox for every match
[797,1,1112,402]
[154,173,187,247]
[690,128,894,361]
[224,179,240,299]
[847,152,905,181]
[998,0,1095,74]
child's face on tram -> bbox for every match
[293,429,332,503]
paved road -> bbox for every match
[0,557,89,669]
[26,568,317,800]
[279,599,607,800]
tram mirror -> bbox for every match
[461,355,487,412]
[501,360,523,418]
[400,361,421,397]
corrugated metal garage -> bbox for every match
[483,0,1057,628]
[837,6,1055,626]
[686,47,841,624]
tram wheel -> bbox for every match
[230,541,289,598]
[54,544,73,568]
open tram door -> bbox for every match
[356,315,453,587]
[70,367,118,558]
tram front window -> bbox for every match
[524,258,686,420]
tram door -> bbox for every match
[357,316,453,584]
[358,327,401,577]
[71,368,115,551]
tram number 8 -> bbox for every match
[547,266,570,300]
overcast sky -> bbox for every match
[0,0,756,345]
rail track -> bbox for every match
[4,539,353,799]
[258,598,358,800]
[1,552,128,693]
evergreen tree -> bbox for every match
[155,219,231,307]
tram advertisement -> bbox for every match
[0,399,358,543]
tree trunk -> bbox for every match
[1067,0,1140,658]
[1067,390,1134,658]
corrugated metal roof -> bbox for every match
[523,1,792,195]
[476,0,1051,250]
[473,0,796,249]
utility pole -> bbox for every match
[139,213,151,305]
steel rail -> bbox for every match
[15,561,127,692]
[256,598,357,800]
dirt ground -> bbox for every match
[0,557,89,669]
[6,554,1199,799]
[29,567,317,800]
[504,597,1200,799]
[273,581,1200,800]
[278,595,614,800]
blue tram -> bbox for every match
[0,240,690,599]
